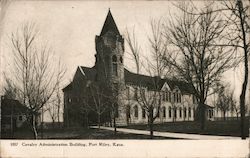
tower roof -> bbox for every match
[100,9,120,36]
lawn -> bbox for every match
[123,119,249,137]
[1,127,172,139]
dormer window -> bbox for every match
[112,55,118,76]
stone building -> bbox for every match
[63,10,213,127]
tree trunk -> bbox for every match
[149,120,153,139]
[113,116,117,135]
[98,113,101,129]
[32,114,38,139]
[57,104,60,123]
[223,111,226,121]
[237,0,248,140]
[199,102,206,130]
[149,108,154,139]
[240,92,246,139]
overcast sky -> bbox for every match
[0,1,248,121]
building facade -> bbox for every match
[63,10,213,127]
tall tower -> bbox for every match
[95,10,125,87]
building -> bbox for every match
[63,10,214,127]
[1,96,28,138]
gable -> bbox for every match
[161,82,171,91]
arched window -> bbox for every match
[174,108,177,118]
[142,107,146,118]
[188,107,191,118]
[112,55,117,62]
[134,105,138,118]
[126,105,131,118]
[184,107,187,118]
[112,55,118,76]
[179,107,182,118]
[193,107,195,117]
[168,107,172,118]
[120,57,123,63]
[162,106,166,118]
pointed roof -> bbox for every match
[100,9,120,36]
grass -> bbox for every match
[2,119,248,139]
[123,119,249,137]
[1,127,172,139]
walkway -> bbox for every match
[91,126,242,140]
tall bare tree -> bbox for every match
[162,4,234,130]
[87,82,109,129]
[125,19,169,139]
[177,0,249,139]
[215,83,231,120]
[220,0,249,139]
[6,22,65,139]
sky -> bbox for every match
[0,1,249,121]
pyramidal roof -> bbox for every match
[100,9,120,36]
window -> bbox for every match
[134,87,138,100]
[168,107,172,118]
[193,107,195,117]
[126,105,131,118]
[179,107,182,118]
[112,55,118,76]
[120,57,123,63]
[188,107,191,118]
[19,115,22,121]
[156,108,160,118]
[112,55,117,62]
[142,108,146,118]
[174,108,177,118]
[162,107,166,118]
[68,98,71,103]
[166,91,169,102]
[126,86,130,97]
[209,110,212,118]
[173,93,176,102]
[141,89,145,96]
[184,107,187,118]
[168,92,172,102]
[162,92,166,101]
[193,95,197,104]
[134,105,138,118]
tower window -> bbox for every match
[112,55,118,76]
[112,55,117,62]
[120,57,123,63]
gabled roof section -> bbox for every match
[124,68,194,94]
[124,69,165,90]
[1,98,28,115]
[62,82,72,91]
[80,66,97,81]
[100,9,120,36]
